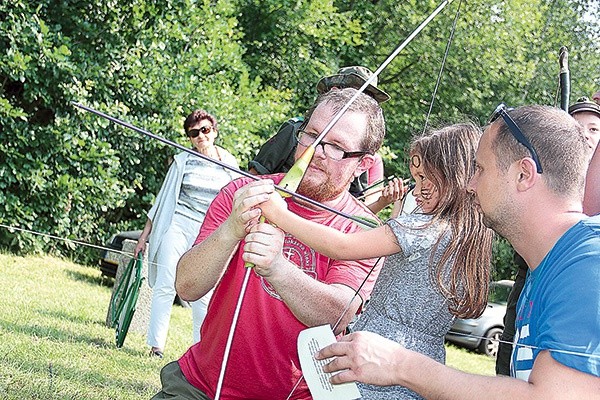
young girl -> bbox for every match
[248,123,494,400]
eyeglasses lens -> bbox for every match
[297,131,346,160]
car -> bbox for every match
[99,230,189,307]
[445,280,514,357]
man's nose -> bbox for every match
[313,143,328,159]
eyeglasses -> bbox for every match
[187,125,213,138]
[489,103,543,173]
[296,130,367,161]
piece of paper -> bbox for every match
[297,325,360,400]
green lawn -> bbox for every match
[446,343,496,376]
[0,253,495,399]
[0,253,192,399]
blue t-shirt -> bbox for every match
[511,215,600,380]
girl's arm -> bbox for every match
[258,191,401,260]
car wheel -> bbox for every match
[479,327,503,357]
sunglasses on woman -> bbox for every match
[187,126,213,138]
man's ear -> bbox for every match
[354,154,376,178]
[515,157,538,192]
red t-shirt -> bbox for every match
[178,174,382,399]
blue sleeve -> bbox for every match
[536,251,600,376]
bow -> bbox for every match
[558,46,570,112]
[221,2,455,397]
[72,2,455,397]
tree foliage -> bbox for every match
[0,0,290,262]
[1,0,599,273]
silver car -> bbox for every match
[445,280,515,357]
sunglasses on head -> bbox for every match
[489,103,543,174]
[187,125,213,138]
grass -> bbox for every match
[0,253,494,399]
[0,253,192,399]
[446,343,496,375]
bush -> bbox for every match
[0,0,289,263]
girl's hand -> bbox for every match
[258,189,289,225]
[380,178,403,205]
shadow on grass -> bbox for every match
[0,352,158,398]
[1,311,148,358]
[36,308,106,327]
[64,268,110,288]
[0,317,114,349]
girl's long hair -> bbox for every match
[411,123,494,319]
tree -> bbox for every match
[1,0,598,272]
[0,0,289,262]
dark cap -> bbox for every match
[316,66,390,104]
[568,97,600,118]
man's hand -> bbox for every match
[177,178,278,300]
[243,222,287,278]
[315,331,403,386]
[227,179,275,240]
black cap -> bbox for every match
[568,97,600,118]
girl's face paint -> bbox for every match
[409,152,440,213]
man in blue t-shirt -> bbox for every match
[496,96,600,375]
[313,104,600,399]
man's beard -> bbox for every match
[480,199,517,240]
[296,173,350,203]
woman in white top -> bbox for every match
[134,109,238,357]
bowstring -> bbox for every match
[312,0,455,148]
[212,2,459,396]
[1,225,597,364]
[284,2,463,396]
[293,3,465,396]
[285,256,384,399]
[0,223,168,274]
[423,0,463,134]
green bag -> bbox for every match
[110,252,144,348]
